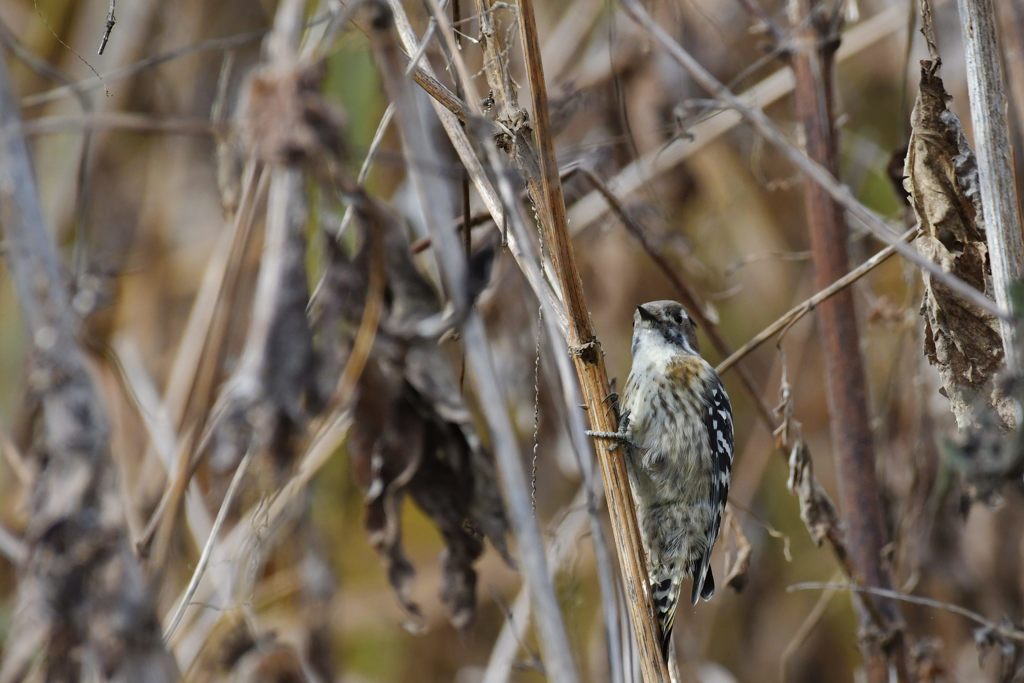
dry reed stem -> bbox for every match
[369,5,579,680]
[515,2,669,680]
[790,582,1024,642]
[163,446,255,641]
[955,0,1024,371]
[0,50,176,682]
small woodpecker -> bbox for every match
[591,300,734,661]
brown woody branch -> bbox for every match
[785,1,908,680]
[514,3,670,681]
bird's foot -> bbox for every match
[584,429,636,451]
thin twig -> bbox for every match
[788,582,1024,642]
[8,112,220,137]
[0,524,27,566]
[717,229,919,374]
[780,576,840,682]
[23,28,270,109]
[97,0,116,55]
[110,336,214,546]
[567,5,908,234]
[619,0,1007,323]
[163,447,255,642]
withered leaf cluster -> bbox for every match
[239,60,347,168]
[904,60,1005,429]
[775,362,844,553]
[233,53,510,629]
[213,59,352,473]
[328,200,511,629]
[904,59,1024,500]
[784,430,842,550]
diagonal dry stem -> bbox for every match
[619,0,1007,324]
[515,1,670,680]
[567,4,909,235]
[717,230,920,375]
[369,5,579,680]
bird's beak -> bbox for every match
[636,305,657,323]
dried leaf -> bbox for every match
[785,434,842,549]
[722,507,751,592]
[342,201,510,629]
[239,60,346,167]
[974,621,1024,683]
[909,638,949,683]
[775,350,844,552]
[947,370,1024,502]
[905,60,1005,429]
[215,169,318,471]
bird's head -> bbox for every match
[631,300,699,356]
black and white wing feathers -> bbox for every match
[691,374,734,604]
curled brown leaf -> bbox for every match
[722,507,751,592]
[339,198,509,630]
[239,60,347,168]
[905,60,1005,429]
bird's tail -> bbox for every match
[650,567,682,662]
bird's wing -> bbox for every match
[691,373,734,604]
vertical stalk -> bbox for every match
[368,6,579,681]
[787,2,908,681]
[515,1,670,680]
[956,0,1024,370]
[0,52,177,681]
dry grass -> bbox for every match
[1,0,1024,681]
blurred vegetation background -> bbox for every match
[1,0,1023,681]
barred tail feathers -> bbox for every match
[651,566,681,661]
[652,559,716,661]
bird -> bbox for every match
[590,300,734,661]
